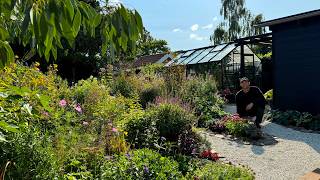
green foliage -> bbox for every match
[111,74,136,98]
[0,0,143,67]
[178,129,209,156]
[140,63,165,76]
[150,103,194,141]
[264,89,273,102]
[173,155,203,176]
[225,120,249,137]
[190,162,254,180]
[101,149,183,179]
[271,110,314,127]
[211,0,265,44]
[139,87,160,108]
[0,63,257,179]
[136,28,170,56]
[0,129,60,179]
[257,52,272,60]
[179,76,227,128]
[125,111,159,149]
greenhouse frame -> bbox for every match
[165,42,262,90]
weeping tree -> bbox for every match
[0,0,144,69]
[211,0,265,44]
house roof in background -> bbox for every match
[258,9,320,27]
[133,53,172,67]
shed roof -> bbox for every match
[134,53,172,67]
[258,9,320,27]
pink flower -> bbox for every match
[74,104,82,113]
[111,128,118,132]
[59,99,67,107]
[43,111,49,116]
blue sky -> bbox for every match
[110,0,320,51]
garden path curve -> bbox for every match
[201,104,320,180]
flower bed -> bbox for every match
[209,114,262,141]
[0,63,254,179]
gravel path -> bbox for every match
[201,104,320,180]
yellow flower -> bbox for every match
[124,131,128,136]
[35,62,40,67]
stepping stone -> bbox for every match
[300,168,320,180]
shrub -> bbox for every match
[100,149,183,179]
[177,129,209,156]
[111,74,135,98]
[150,103,194,141]
[190,162,254,180]
[271,110,314,128]
[140,64,165,76]
[172,155,202,176]
[179,76,226,128]
[209,115,256,139]
[139,87,160,108]
[125,111,159,149]
[105,124,130,155]
[225,120,249,137]
[0,129,60,179]
[154,96,193,113]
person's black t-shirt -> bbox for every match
[235,86,266,117]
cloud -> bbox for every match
[213,17,218,22]
[189,33,208,41]
[202,24,213,30]
[173,28,182,32]
[108,0,122,5]
[190,24,199,32]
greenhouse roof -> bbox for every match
[165,42,238,67]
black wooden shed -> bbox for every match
[259,9,320,114]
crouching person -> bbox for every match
[236,77,266,128]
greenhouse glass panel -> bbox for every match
[212,44,228,51]
[210,43,236,62]
[165,52,186,66]
[181,49,206,65]
[181,50,195,57]
[197,51,219,63]
[188,47,214,65]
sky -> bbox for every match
[110,0,320,51]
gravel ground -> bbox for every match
[201,104,320,180]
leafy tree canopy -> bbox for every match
[211,0,265,44]
[0,0,144,68]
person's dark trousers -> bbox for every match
[255,107,265,128]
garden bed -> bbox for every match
[0,63,254,179]
[208,114,278,146]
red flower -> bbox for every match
[200,149,220,161]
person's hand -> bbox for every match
[246,103,254,111]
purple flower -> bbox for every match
[59,99,67,107]
[143,166,149,174]
[192,148,197,155]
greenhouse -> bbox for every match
[165,42,262,89]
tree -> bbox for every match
[0,0,144,68]
[137,28,170,57]
[211,0,265,44]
